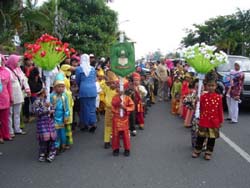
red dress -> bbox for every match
[111,95,135,151]
[199,93,224,129]
[181,80,189,119]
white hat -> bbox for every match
[89,54,95,58]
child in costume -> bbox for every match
[70,60,80,131]
[192,72,224,160]
[183,79,199,128]
[171,76,182,115]
[112,81,135,156]
[100,71,118,149]
[179,72,192,119]
[60,64,74,149]
[50,73,70,153]
[33,89,57,162]
[97,68,106,115]
[133,72,147,130]
[125,77,137,136]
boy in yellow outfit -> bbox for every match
[100,71,118,149]
[97,68,106,115]
[60,64,74,149]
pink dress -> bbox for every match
[0,66,13,140]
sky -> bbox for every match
[39,0,250,58]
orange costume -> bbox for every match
[111,94,135,152]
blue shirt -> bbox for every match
[50,92,70,128]
[75,66,97,98]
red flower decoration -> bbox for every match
[63,43,69,48]
[70,48,76,53]
[24,52,33,59]
[40,51,46,57]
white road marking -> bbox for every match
[220,132,250,164]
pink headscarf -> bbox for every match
[165,59,174,70]
[0,54,6,66]
[5,55,20,70]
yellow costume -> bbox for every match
[97,68,106,113]
[60,65,74,145]
[100,71,118,144]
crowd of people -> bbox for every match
[0,54,245,161]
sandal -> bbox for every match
[192,151,201,158]
[0,139,4,144]
[204,153,212,160]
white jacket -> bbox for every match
[6,67,30,104]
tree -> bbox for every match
[181,9,250,56]
[59,0,118,56]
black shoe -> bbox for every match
[113,149,119,156]
[80,127,88,132]
[230,121,237,124]
[89,126,97,133]
[124,150,130,157]
[225,118,231,121]
[139,126,144,130]
[104,142,111,149]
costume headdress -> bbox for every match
[107,71,118,82]
[132,72,141,81]
[54,73,65,87]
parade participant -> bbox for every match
[183,79,198,128]
[21,58,34,123]
[97,68,106,114]
[146,72,155,104]
[60,64,74,149]
[133,72,147,130]
[28,67,44,104]
[125,77,137,136]
[50,73,70,153]
[5,55,30,137]
[76,54,97,132]
[179,72,192,119]
[32,89,56,162]
[0,54,13,143]
[111,81,135,156]
[226,61,244,124]
[192,71,224,160]
[156,58,169,101]
[95,79,102,122]
[171,76,182,115]
[140,73,150,114]
[70,57,80,130]
[100,71,118,149]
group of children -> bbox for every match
[170,65,224,160]
[32,58,153,161]
[98,70,149,156]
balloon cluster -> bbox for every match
[24,34,75,71]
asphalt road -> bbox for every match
[0,102,250,188]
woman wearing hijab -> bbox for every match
[76,54,97,132]
[0,54,13,143]
[5,55,30,136]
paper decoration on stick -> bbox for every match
[24,34,75,71]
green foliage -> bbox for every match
[0,0,118,56]
[182,9,250,56]
[59,0,118,57]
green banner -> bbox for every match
[110,42,135,77]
